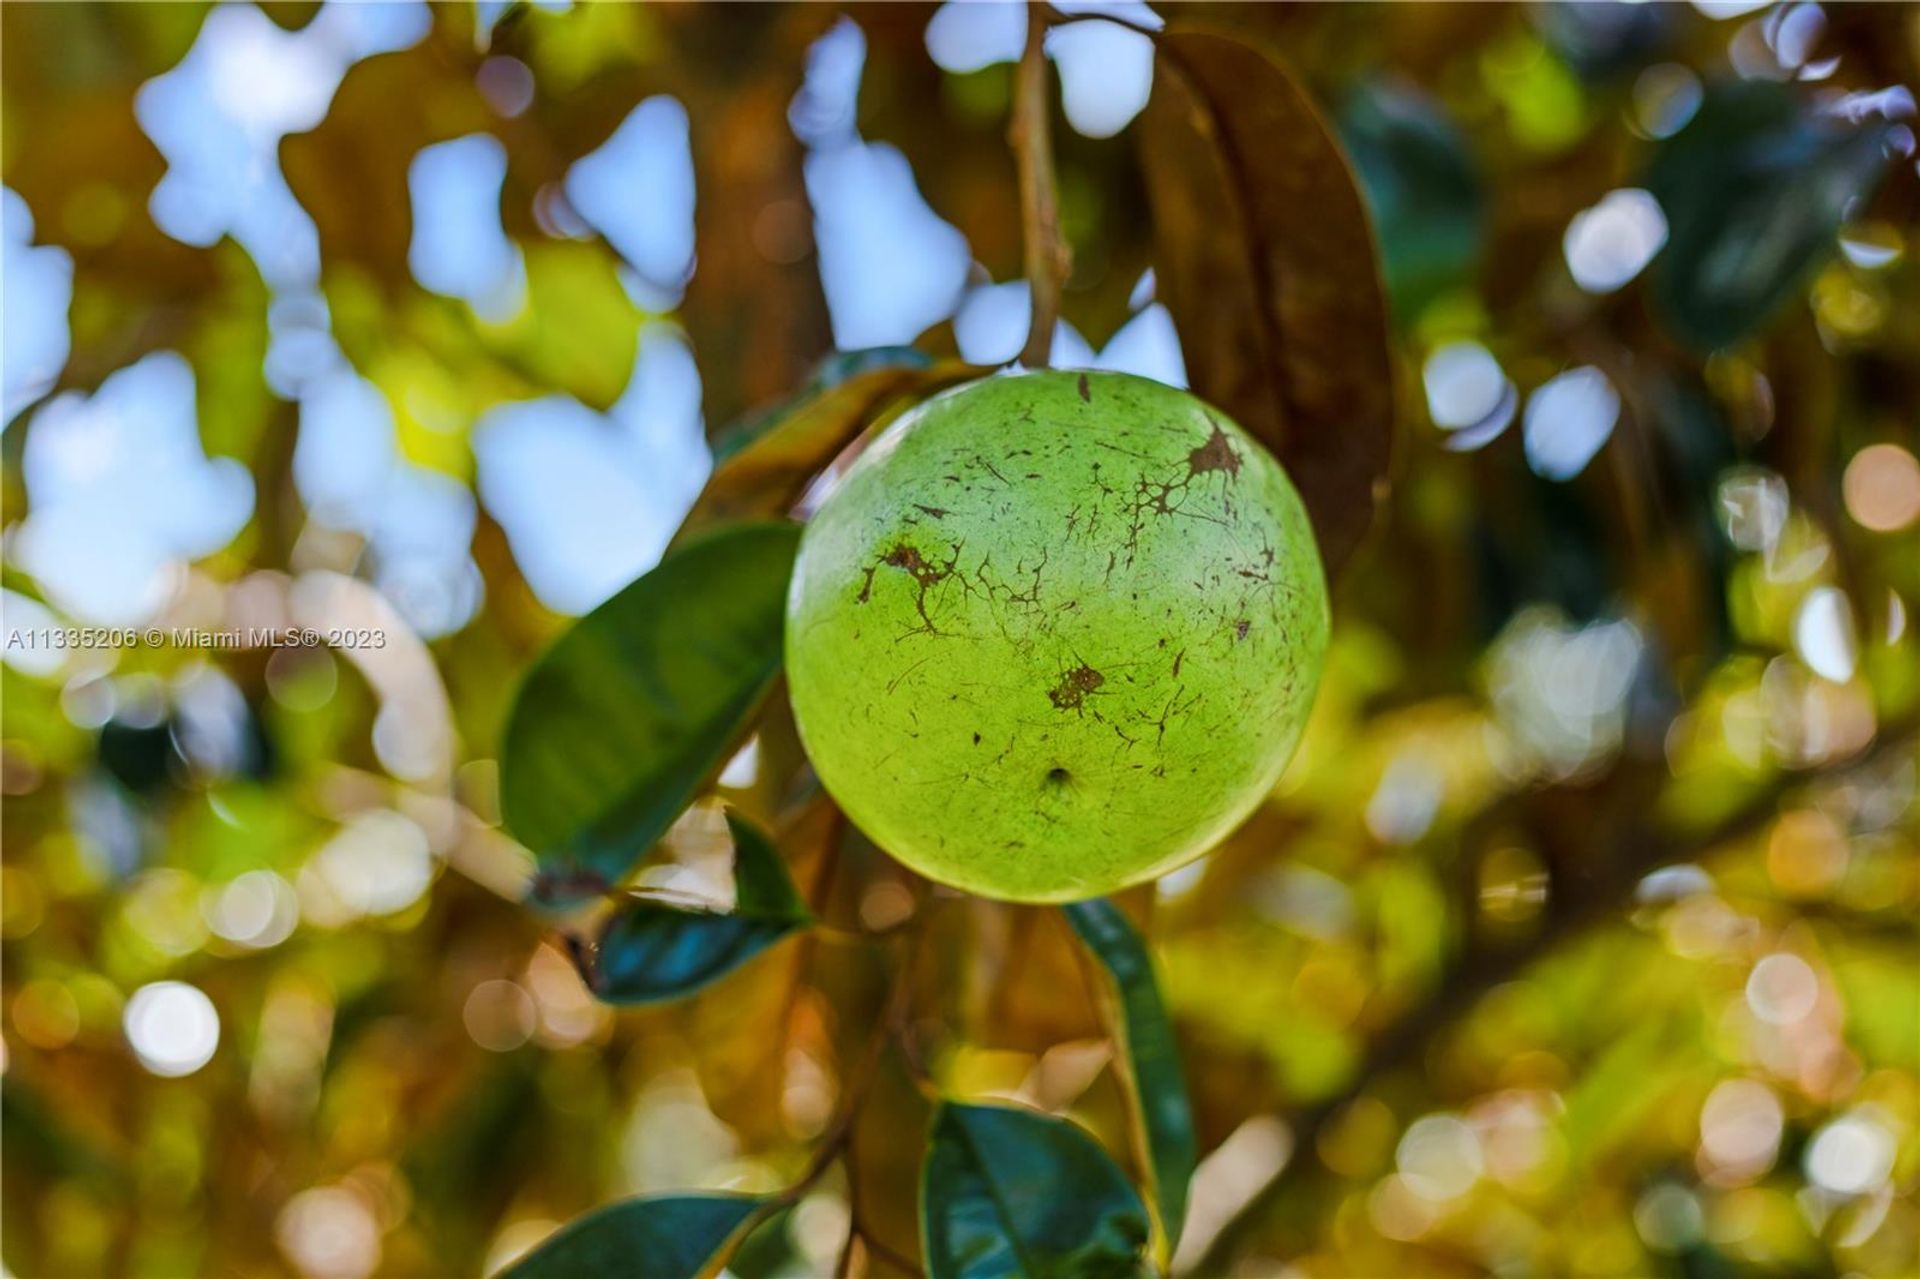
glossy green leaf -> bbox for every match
[725,810,809,918]
[579,812,810,1005]
[587,908,796,1005]
[921,1101,1149,1279]
[1649,81,1896,351]
[502,522,802,903]
[499,1193,764,1279]
[716,1201,802,1279]
[1064,900,1196,1254]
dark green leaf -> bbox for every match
[1338,80,1484,321]
[499,1193,763,1279]
[502,522,802,904]
[585,908,797,1005]
[580,812,810,1005]
[718,1201,801,1279]
[726,810,809,918]
[921,1101,1149,1279]
[678,356,975,538]
[1649,81,1896,351]
[1063,900,1196,1254]
[1140,28,1395,578]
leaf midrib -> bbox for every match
[948,1108,1045,1279]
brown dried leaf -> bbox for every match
[1139,29,1395,578]
[677,360,976,536]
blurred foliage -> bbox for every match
[3,3,1919,1279]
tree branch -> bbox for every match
[1011,2,1070,369]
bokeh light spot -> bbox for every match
[1522,366,1619,481]
[463,979,537,1052]
[277,1185,382,1279]
[1793,586,1858,683]
[204,870,300,949]
[1563,188,1667,293]
[1842,443,1920,532]
[124,980,220,1077]
[1396,1113,1484,1202]
[1697,1078,1783,1180]
[1805,1110,1896,1195]
[1744,952,1819,1025]
[1423,341,1509,432]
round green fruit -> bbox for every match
[784,370,1329,902]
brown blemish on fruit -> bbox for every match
[1077,373,1091,402]
[859,541,959,634]
[1048,663,1105,711]
[1187,424,1242,479]
[886,544,926,571]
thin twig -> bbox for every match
[836,1143,866,1279]
[835,1138,929,1278]
[714,931,923,1279]
[833,1223,861,1279]
[786,935,922,1199]
[713,867,933,1276]
[1011,1,1070,369]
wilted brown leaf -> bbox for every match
[677,360,976,536]
[1139,28,1395,578]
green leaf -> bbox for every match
[499,1193,764,1279]
[1139,27,1395,579]
[678,354,975,537]
[1649,81,1896,351]
[716,1201,802,1279]
[725,810,809,918]
[921,1101,1150,1279]
[1063,900,1197,1256]
[502,522,802,903]
[580,812,810,1005]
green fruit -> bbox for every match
[785,370,1329,902]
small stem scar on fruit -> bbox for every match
[1012,0,1070,370]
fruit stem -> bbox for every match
[1011,1,1070,370]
